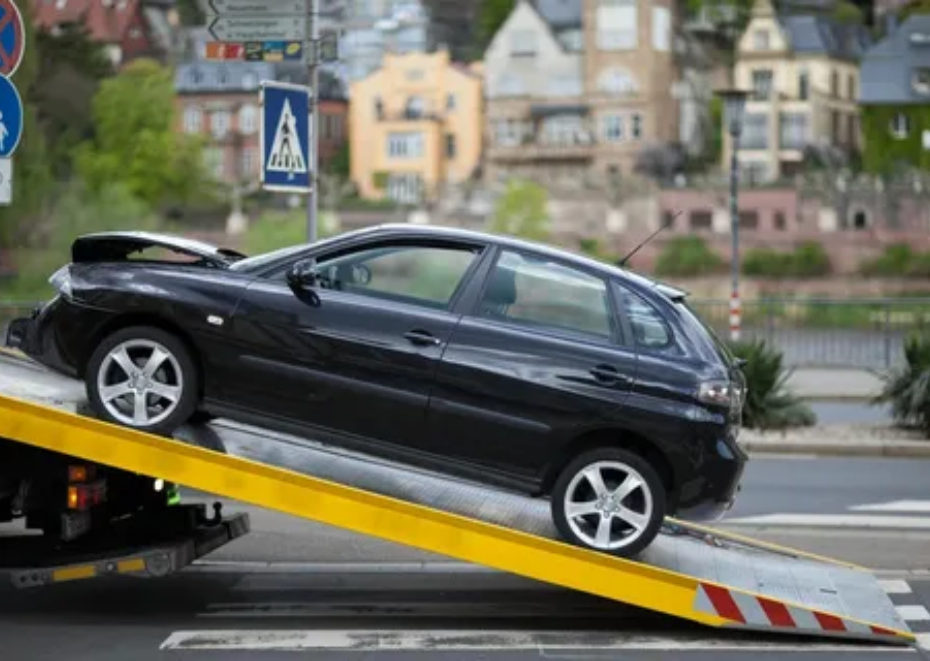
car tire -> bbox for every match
[550,447,666,559]
[85,325,200,437]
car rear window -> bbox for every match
[675,299,735,366]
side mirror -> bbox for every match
[286,259,320,289]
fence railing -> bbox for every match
[2,298,929,371]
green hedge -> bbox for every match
[860,244,930,278]
[654,236,725,277]
[741,242,832,278]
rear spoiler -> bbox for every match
[71,231,247,267]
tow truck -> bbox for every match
[0,346,917,647]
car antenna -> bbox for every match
[617,209,682,268]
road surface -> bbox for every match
[2,455,930,659]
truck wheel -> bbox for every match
[86,326,200,436]
[550,447,665,558]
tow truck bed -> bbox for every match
[0,350,916,646]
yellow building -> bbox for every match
[349,50,484,203]
[725,0,870,182]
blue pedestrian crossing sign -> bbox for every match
[261,80,312,194]
[0,73,22,157]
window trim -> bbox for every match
[611,280,680,356]
[465,246,625,348]
[263,237,489,313]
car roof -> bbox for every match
[356,223,689,301]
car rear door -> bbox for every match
[421,247,638,487]
[226,237,487,451]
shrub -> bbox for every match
[728,338,817,430]
[875,330,930,438]
[742,242,831,278]
[654,236,724,277]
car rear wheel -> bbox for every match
[85,326,200,436]
[550,447,666,558]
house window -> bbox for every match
[510,30,536,56]
[831,70,839,96]
[386,131,424,158]
[405,69,424,81]
[183,105,202,133]
[779,112,808,150]
[386,173,423,205]
[752,29,769,49]
[740,113,768,149]
[912,67,930,95]
[540,115,586,145]
[405,96,426,118]
[238,104,257,135]
[446,93,456,110]
[240,147,255,179]
[774,212,787,231]
[631,113,642,139]
[652,6,669,51]
[798,70,809,100]
[210,110,230,138]
[848,74,856,100]
[602,114,623,141]
[445,133,456,159]
[597,0,637,50]
[598,67,638,95]
[891,112,910,139]
[204,148,224,179]
[751,69,772,100]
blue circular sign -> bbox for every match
[0,73,23,157]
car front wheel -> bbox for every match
[85,326,200,436]
[550,447,666,558]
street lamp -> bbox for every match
[715,87,749,342]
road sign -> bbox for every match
[0,0,24,78]
[0,157,12,205]
[261,80,312,194]
[206,0,307,16]
[208,16,307,42]
[0,74,22,157]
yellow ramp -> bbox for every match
[0,389,916,646]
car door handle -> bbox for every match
[404,330,441,347]
[590,365,623,382]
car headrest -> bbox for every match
[485,266,517,306]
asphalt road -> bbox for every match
[3,456,930,660]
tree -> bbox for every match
[488,178,550,241]
[477,0,516,50]
[33,23,114,179]
[73,58,208,209]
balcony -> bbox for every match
[375,107,444,123]
[489,133,596,162]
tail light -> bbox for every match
[66,464,106,511]
[697,380,740,408]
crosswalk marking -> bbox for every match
[881,579,914,594]
[724,513,930,529]
[851,500,930,513]
[896,605,930,621]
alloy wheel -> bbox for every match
[96,339,184,427]
[562,460,654,551]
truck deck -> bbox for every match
[0,349,916,646]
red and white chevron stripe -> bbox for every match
[694,582,904,639]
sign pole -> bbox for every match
[306,0,319,244]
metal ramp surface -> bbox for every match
[0,351,915,646]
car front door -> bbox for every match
[424,247,639,488]
[227,237,487,452]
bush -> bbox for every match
[728,338,817,430]
[875,330,930,438]
[742,242,831,278]
[654,236,724,277]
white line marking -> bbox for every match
[880,579,914,594]
[851,500,930,513]
[918,633,930,650]
[896,605,930,621]
[724,514,930,529]
[157,630,916,652]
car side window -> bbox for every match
[316,243,479,309]
[615,285,675,352]
[478,249,614,341]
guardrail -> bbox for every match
[690,297,930,370]
[3,298,929,370]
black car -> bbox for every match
[6,224,747,558]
